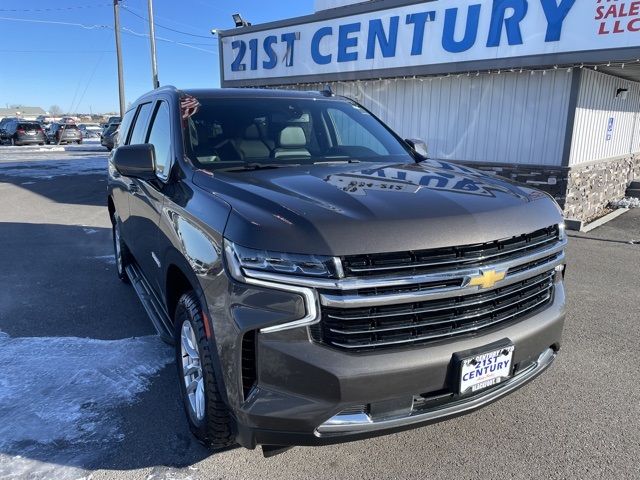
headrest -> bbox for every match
[244,124,260,140]
[278,126,306,147]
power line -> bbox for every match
[0,16,111,30]
[121,5,215,40]
[121,27,217,54]
[0,16,217,54]
[72,53,107,113]
[0,3,112,13]
[0,49,115,53]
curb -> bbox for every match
[566,208,629,233]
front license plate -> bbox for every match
[459,345,514,395]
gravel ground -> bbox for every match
[1,145,639,480]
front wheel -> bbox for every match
[174,292,236,450]
[112,219,130,283]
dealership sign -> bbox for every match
[220,0,640,85]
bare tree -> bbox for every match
[49,105,62,116]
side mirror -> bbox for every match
[405,138,428,158]
[113,144,156,180]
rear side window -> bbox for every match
[146,101,172,180]
[119,108,136,146]
[129,103,153,145]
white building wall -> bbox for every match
[568,68,640,166]
[293,70,573,166]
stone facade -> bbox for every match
[457,154,640,223]
[564,154,640,222]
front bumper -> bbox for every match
[214,279,565,449]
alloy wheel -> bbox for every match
[181,321,205,421]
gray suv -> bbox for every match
[107,87,566,454]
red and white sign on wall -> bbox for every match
[596,0,640,34]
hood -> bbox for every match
[193,159,563,256]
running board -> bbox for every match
[125,263,174,344]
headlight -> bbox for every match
[223,240,323,334]
[225,241,341,278]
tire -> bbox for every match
[174,292,236,450]
[112,218,131,283]
[77,140,83,145]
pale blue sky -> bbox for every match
[0,0,314,114]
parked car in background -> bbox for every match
[108,87,567,453]
[79,123,102,138]
[102,116,121,134]
[101,122,119,150]
[0,117,20,130]
[45,123,83,145]
[0,120,46,146]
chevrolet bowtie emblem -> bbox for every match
[468,269,507,289]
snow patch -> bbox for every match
[610,197,640,209]
[0,333,173,479]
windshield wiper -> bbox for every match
[313,159,361,164]
[218,163,299,172]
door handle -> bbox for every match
[129,183,140,194]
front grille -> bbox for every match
[315,271,555,351]
[341,226,559,277]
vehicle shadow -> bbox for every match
[0,222,220,477]
[0,157,108,208]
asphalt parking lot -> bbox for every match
[1,144,639,480]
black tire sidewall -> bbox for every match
[112,218,129,283]
[173,293,235,449]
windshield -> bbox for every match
[182,96,413,169]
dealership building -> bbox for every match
[219,0,640,224]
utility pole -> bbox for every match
[113,0,126,117]
[147,0,160,89]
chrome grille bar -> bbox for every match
[345,235,558,274]
[327,282,553,335]
[319,250,564,308]
[326,272,554,321]
[327,293,553,350]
